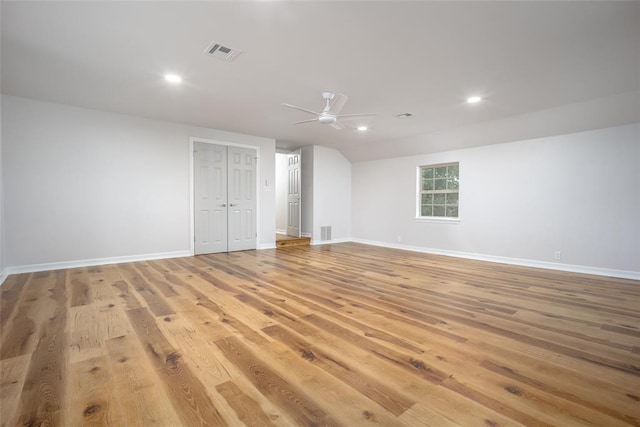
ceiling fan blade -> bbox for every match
[328,93,348,115]
[293,118,319,125]
[330,120,345,130]
[335,113,376,118]
[281,103,321,116]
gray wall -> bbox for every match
[2,95,276,268]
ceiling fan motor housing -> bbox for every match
[318,115,337,124]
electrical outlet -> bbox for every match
[554,250,562,260]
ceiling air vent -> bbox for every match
[204,41,242,62]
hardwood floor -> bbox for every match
[1,242,639,426]
[275,234,311,248]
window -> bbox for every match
[418,162,459,218]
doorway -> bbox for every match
[286,149,301,237]
[275,150,310,247]
[276,150,304,238]
[193,141,257,255]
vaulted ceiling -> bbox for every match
[2,1,639,161]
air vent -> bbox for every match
[320,226,332,241]
[204,41,242,62]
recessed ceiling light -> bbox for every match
[164,74,182,83]
[357,126,368,131]
[466,96,482,104]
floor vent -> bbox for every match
[204,41,242,62]
[320,226,332,241]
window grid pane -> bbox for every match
[419,162,459,218]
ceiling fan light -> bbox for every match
[318,115,336,124]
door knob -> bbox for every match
[221,203,227,207]
[229,203,237,207]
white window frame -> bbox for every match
[416,162,460,222]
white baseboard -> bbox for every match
[351,238,640,280]
[2,240,636,283]
[275,229,287,235]
[3,250,192,278]
[311,238,352,246]
[301,232,312,238]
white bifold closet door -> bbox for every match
[194,142,256,255]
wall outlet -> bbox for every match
[554,250,562,260]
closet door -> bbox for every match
[194,142,228,254]
[194,142,257,255]
[227,146,257,251]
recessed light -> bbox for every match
[164,74,182,83]
[466,96,482,104]
[357,126,368,131]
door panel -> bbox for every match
[227,146,257,252]
[194,142,227,254]
[286,150,301,237]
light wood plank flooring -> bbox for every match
[276,233,311,248]
[1,243,639,426]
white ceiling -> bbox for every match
[2,1,639,162]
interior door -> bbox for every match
[286,150,301,237]
[194,142,227,254]
[227,146,257,251]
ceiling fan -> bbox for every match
[282,92,374,130]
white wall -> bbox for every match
[0,92,5,283]
[352,123,640,276]
[301,146,314,237]
[312,146,351,242]
[0,4,5,283]
[2,95,276,269]
[275,153,288,233]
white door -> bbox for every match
[194,142,227,254]
[286,150,301,237]
[194,142,257,254]
[228,146,257,251]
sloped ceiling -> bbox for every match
[1,1,638,161]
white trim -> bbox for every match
[189,137,261,256]
[414,217,461,224]
[350,238,640,280]
[275,229,287,235]
[2,241,637,282]
[3,250,192,276]
[311,238,352,246]
[258,243,277,250]
[301,232,312,238]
